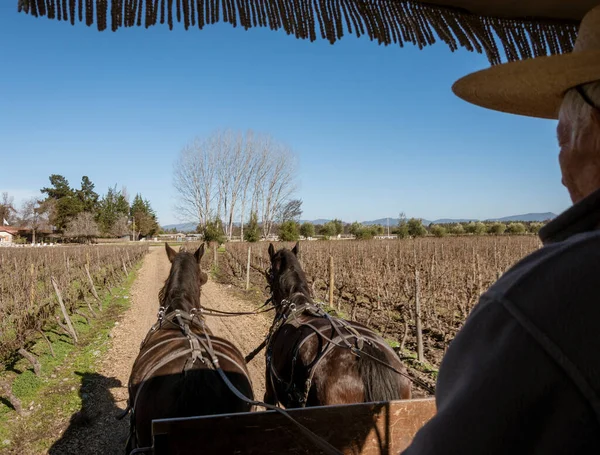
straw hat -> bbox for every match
[452,4,600,119]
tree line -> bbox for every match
[0,175,159,243]
[243,216,547,242]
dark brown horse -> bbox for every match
[263,242,411,409]
[125,243,254,453]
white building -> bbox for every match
[0,227,18,244]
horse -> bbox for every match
[125,243,254,453]
[263,242,411,409]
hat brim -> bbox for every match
[452,50,600,120]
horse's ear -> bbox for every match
[194,243,205,263]
[292,242,300,257]
[165,243,177,263]
[268,243,275,260]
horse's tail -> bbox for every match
[357,342,405,402]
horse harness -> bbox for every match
[265,297,390,407]
[122,306,248,451]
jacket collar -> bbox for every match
[539,188,600,244]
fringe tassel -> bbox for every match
[15,0,580,65]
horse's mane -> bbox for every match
[159,252,202,311]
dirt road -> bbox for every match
[49,247,270,454]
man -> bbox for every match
[403,5,600,454]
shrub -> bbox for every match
[300,222,315,238]
[448,223,465,235]
[244,211,260,242]
[488,222,506,235]
[279,220,300,241]
[430,225,447,237]
[202,218,226,244]
[506,222,526,235]
[407,218,427,237]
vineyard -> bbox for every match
[222,237,541,392]
[0,245,148,410]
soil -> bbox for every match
[47,247,270,454]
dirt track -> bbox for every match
[48,247,270,454]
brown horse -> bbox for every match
[263,242,411,409]
[125,243,254,453]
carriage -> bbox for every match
[15,1,589,453]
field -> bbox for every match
[0,245,148,383]
[222,236,541,392]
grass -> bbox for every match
[0,263,141,454]
[400,349,439,378]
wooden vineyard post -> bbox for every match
[246,246,251,291]
[51,276,78,344]
[414,267,424,363]
[329,255,335,309]
[85,263,102,310]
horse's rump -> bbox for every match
[129,325,254,447]
[269,311,410,406]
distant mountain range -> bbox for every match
[163,212,557,232]
[360,212,557,226]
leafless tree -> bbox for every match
[64,212,100,243]
[19,198,51,243]
[110,215,130,238]
[259,144,298,237]
[216,130,255,240]
[173,137,218,229]
[277,199,303,223]
[0,192,16,225]
[173,130,298,239]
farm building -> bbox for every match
[0,227,19,244]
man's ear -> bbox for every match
[165,243,177,263]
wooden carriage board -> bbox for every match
[151,398,436,454]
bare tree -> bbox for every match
[0,192,16,225]
[259,144,298,237]
[219,130,255,240]
[173,130,299,240]
[277,199,303,223]
[173,137,218,229]
[110,215,130,238]
[64,212,100,243]
[19,198,51,244]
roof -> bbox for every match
[16,0,595,65]
[0,227,19,235]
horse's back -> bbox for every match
[270,312,411,407]
[129,326,254,448]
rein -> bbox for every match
[200,298,275,317]
[126,305,343,455]
[256,290,437,396]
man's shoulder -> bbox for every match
[489,230,600,300]
[484,231,600,414]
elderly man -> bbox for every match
[403,5,600,454]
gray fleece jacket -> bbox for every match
[402,189,600,454]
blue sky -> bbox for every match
[0,4,570,226]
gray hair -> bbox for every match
[559,81,600,147]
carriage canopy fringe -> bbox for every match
[16,0,578,65]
